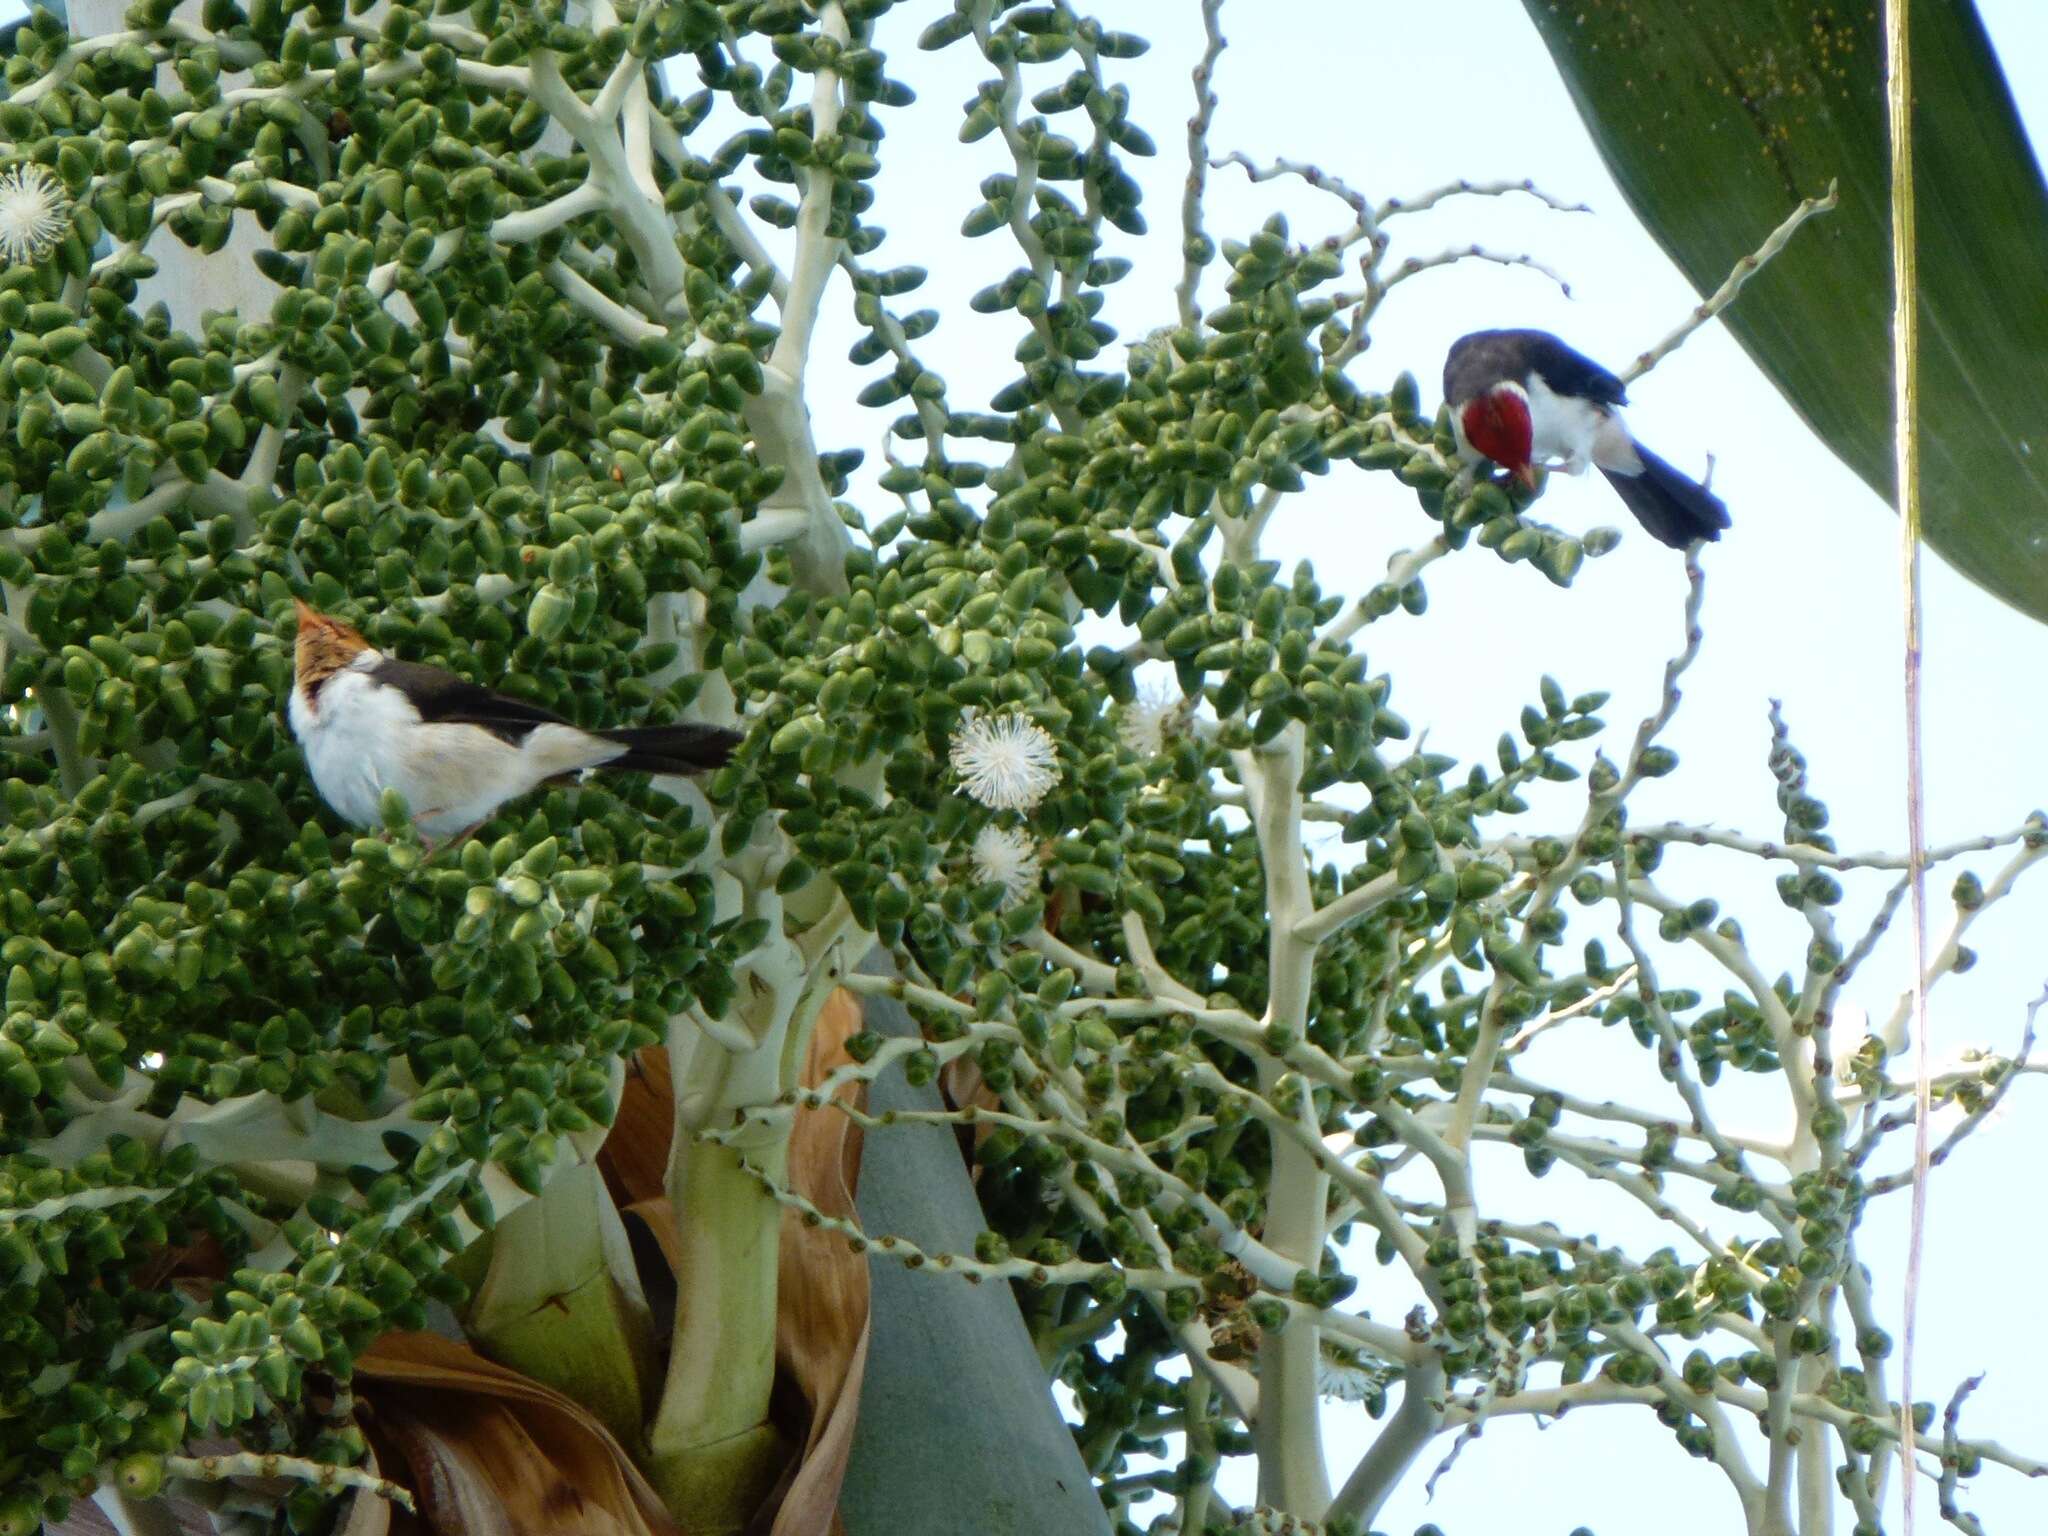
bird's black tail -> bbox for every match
[1600,444,1730,549]
[598,721,745,775]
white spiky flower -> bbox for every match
[1316,1351,1380,1403]
[949,708,1059,812]
[0,164,71,267]
[970,823,1042,908]
[1117,680,1180,761]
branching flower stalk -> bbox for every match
[1621,180,1840,386]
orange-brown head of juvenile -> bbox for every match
[292,599,370,698]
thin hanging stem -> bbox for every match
[1886,2,1932,1532]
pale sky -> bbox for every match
[8,0,2046,1529]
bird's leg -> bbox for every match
[1446,460,1480,499]
[406,808,451,859]
[423,821,486,863]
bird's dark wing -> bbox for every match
[1444,329,1629,408]
[1518,330,1628,406]
[368,657,570,746]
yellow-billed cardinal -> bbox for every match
[1443,328,1729,548]
[288,600,740,842]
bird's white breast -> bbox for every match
[1525,374,1641,475]
[289,661,428,831]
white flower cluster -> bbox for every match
[0,164,70,266]
[948,708,1060,812]
[1117,679,1182,761]
[969,824,1042,909]
[947,711,1058,909]
[1315,1351,1380,1403]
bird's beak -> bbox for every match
[293,597,319,628]
[1513,463,1540,492]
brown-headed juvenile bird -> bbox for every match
[1443,328,1729,548]
[288,600,740,843]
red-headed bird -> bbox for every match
[1443,328,1729,548]
[288,600,740,844]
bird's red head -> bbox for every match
[1462,384,1537,489]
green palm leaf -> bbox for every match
[1521,0,2048,618]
